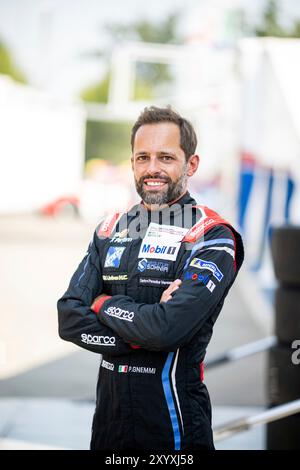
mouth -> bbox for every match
[143,179,168,191]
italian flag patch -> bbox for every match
[118,365,128,373]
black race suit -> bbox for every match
[57,192,244,451]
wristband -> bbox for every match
[91,295,111,314]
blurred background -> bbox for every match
[0,0,300,450]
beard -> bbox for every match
[134,165,188,207]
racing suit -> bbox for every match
[57,192,244,451]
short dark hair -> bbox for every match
[131,106,197,161]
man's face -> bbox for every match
[131,122,191,208]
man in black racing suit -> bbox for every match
[57,106,244,451]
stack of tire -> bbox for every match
[267,226,300,449]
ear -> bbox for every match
[130,156,134,171]
[187,154,200,176]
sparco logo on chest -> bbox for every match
[104,306,135,322]
[81,333,116,346]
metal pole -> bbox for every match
[213,399,300,441]
[205,335,277,369]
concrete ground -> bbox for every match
[0,214,273,450]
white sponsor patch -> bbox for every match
[81,333,116,346]
[104,306,135,322]
[189,258,224,281]
[206,280,216,293]
[145,222,188,241]
[101,359,115,371]
[138,223,188,261]
[138,237,180,261]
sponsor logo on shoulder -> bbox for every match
[101,359,115,371]
[206,279,216,292]
[110,230,132,244]
[104,246,125,268]
[183,271,216,293]
[104,306,134,322]
[81,333,116,346]
[138,258,169,273]
[189,258,223,281]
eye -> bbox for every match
[136,155,149,161]
[160,155,174,161]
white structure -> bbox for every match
[236,37,300,292]
[85,40,240,220]
[0,75,86,213]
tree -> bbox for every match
[255,0,300,38]
[0,40,26,83]
[80,13,182,164]
[80,72,110,103]
[80,13,181,103]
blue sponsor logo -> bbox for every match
[138,258,169,273]
[104,246,125,268]
[183,271,210,285]
[189,258,223,282]
[142,244,177,255]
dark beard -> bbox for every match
[134,168,188,207]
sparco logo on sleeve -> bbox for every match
[81,333,116,346]
[104,306,135,322]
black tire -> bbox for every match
[267,345,300,406]
[275,287,300,344]
[266,413,300,450]
[271,226,300,286]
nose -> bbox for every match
[147,156,162,175]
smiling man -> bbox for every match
[132,115,198,208]
[57,106,244,451]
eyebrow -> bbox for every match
[134,151,177,157]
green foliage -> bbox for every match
[80,13,180,104]
[80,72,110,103]
[255,0,300,38]
[105,13,181,44]
[81,13,181,163]
[85,120,133,164]
[0,40,26,83]
[107,13,181,96]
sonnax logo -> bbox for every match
[104,306,134,322]
[138,258,169,273]
[189,258,223,282]
[81,333,116,346]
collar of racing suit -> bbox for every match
[132,191,197,235]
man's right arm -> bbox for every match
[57,231,133,356]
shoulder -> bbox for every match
[96,212,123,238]
[204,224,235,242]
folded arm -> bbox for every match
[57,232,134,356]
[96,228,237,351]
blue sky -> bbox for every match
[0,0,299,97]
